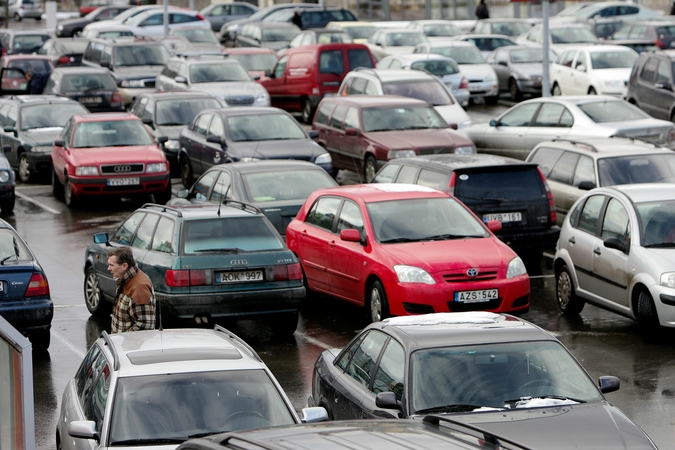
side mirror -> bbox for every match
[578,180,596,191]
[576,64,586,72]
[489,119,499,127]
[176,188,189,199]
[100,60,111,69]
[486,219,502,233]
[156,136,168,145]
[53,139,65,147]
[598,375,620,394]
[206,135,223,145]
[300,406,329,423]
[308,130,319,139]
[68,421,99,442]
[142,117,153,126]
[175,76,187,84]
[3,125,15,135]
[344,127,359,136]
[93,232,111,246]
[655,81,672,91]
[604,236,628,254]
[340,228,362,243]
[375,392,403,413]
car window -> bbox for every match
[336,200,363,234]
[364,80,378,95]
[417,169,448,190]
[656,60,670,84]
[328,103,348,129]
[306,196,341,231]
[396,165,418,184]
[572,155,594,187]
[79,349,108,410]
[372,339,405,401]
[132,213,159,249]
[71,119,153,147]
[347,49,374,70]
[194,113,212,137]
[499,103,539,127]
[6,106,17,128]
[345,330,388,390]
[347,76,366,94]
[640,57,658,83]
[273,55,287,79]
[75,344,102,401]
[548,151,580,185]
[84,361,111,433]
[193,170,219,200]
[210,171,232,202]
[577,100,648,123]
[182,217,284,253]
[559,49,575,67]
[611,25,631,39]
[336,334,365,370]
[0,103,10,126]
[533,103,568,127]
[342,107,359,130]
[628,25,647,39]
[151,217,175,253]
[130,96,147,118]
[372,163,400,183]
[601,197,630,242]
[577,194,605,234]
[208,117,224,138]
[320,49,345,74]
[112,211,145,245]
[455,167,546,204]
[529,147,564,177]
[314,101,334,125]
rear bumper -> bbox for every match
[69,173,170,197]
[0,298,53,331]
[497,226,561,253]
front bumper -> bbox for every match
[497,226,561,253]
[649,285,675,327]
[468,81,499,98]
[0,298,53,332]
[518,79,543,95]
[18,9,42,18]
[25,151,52,176]
[69,173,170,197]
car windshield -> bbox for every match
[454,168,546,204]
[8,58,51,74]
[589,50,637,69]
[62,73,117,91]
[13,35,49,51]
[108,370,296,445]
[155,98,222,126]
[433,45,485,64]
[72,120,154,147]
[112,44,170,66]
[174,29,219,43]
[410,60,458,76]
[410,340,603,415]
[190,62,250,83]
[227,113,306,141]
[20,103,88,131]
[577,100,649,122]
[656,25,675,36]
[509,48,555,63]
[367,197,488,243]
[343,25,375,39]
[598,153,675,186]
[263,27,299,42]
[422,23,460,37]
[0,229,31,264]
[383,80,453,106]
[636,200,675,247]
[385,32,425,47]
[243,169,335,202]
[183,217,284,253]
[362,105,447,132]
[491,22,531,36]
[229,53,278,72]
[551,27,596,44]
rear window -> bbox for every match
[577,100,648,122]
[347,49,373,70]
[13,35,50,51]
[7,58,51,74]
[182,217,284,253]
[453,168,546,204]
[0,229,32,263]
[62,73,116,91]
[382,80,453,106]
[319,50,344,74]
[410,60,458,76]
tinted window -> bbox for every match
[343,107,359,129]
[328,103,348,129]
[305,196,341,231]
[336,334,365,371]
[72,120,153,147]
[372,163,400,183]
[345,330,388,389]
[190,62,250,83]
[640,57,658,82]
[75,345,102,400]
[314,101,334,125]
[151,217,175,253]
[182,217,284,253]
[132,213,159,249]
[597,153,675,186]
[7,58,51,74]
[548,151,580,185]
[455,168,545,203]
[578,100,648,122]
[84,362,110,432]
[155,97,221,126]
[372,339,405,401]
[113,44,169,67]
[577,194,605,234]
[20,103,88,131]
[410,60,458,76]
[499,103,539,127]
[418,169,448,190]
[656,60,670,84]
[193,170,218,200]
[362,106,446,132]
[319,50,344,74]
[112,212,145,245]
[529,147,564,177]
[61,73,116,91]
[382,79,453,106]
[243,170,333,202]
[347,49,374,70]
[227,113,305,141]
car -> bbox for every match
[50,112,171,207]
[81,4,178,34]
[55,5,131,38]
[284,28,353,54]
[219,4,321,45]
[376,54,470,107]
[325,20,376,43]
[365,28,427,60]
[129,91,223,173]
[258,43,376,124]
[8,0,42,21]
[80,24,136,40]
[308,312,657,449]
[413,41,499,104]
[235,22,301,51]
[171,160,337,236]
[551,1,663,24]
[406,20,462,41]
[452,34,517,58]
[0,95,89,183]
[461,96,675,160]
[516,22,598,54]
[372,154,560,262]
[606,20,675,52]
[526,136,675,224]
[123,9,211,37]
[626,49,675,121]
[83,202,306,332]
[338,69,471,130]
[78,0,127,17]
[158,34,197,55]
[225,47,278,78]
[286,184,530,322]
[177,106,332,187]
[0,54,53,91]
[554,183,675,344]
[36,38,90,67]
[472,18,535,37]
[82,38,171,107]
[56,327,327,450]
[487,45,555,101]
[313,96,475,182]
[550,45,638,97]
[155,54,269,108]
[0,219,51,351]
[42,67,124,112]
[169,28,223,52]
[0,151,15,213]
[200,1,258,33]
[267,7,358,31]
[0,29,53,56]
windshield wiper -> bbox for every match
[194,248,242,253]
[0,255,16,265]
[415,403,496,414]
[157,122,187,126]
[380,237,422,244]
[110,437,186,446]
[422,234,479,241]
[504,395,587,405]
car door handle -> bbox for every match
[568,236,575,244]
[329,240,336,247]
[593,247,601,255]
[302,230,308,236]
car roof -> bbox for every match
[520,94,624,106]
[388,154,533,170]
[312,183,450,203]
[326,21,373,27]
[284,42,369,53]
[321,94,428,107]
[533,137,674,156]
[225,47,276,55]
[355,68,435,81]
[141,91,218,101]
[210,160,328,174]
[611,183,675,203]
[427,40,475,48]
[389,53,456,63]
[51,66,110,75]
[5,94,79,104]
[142,202,263,219]
[210,106,291,117]
[74,112,138,122]
[256,22,300,29]
[380,27,422,33]
[2,54,52,61]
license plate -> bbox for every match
[217,270,263,283]
[483,212,522,223]
[455,289,498,303]
[107,177,140,186]
[80,96,102,103]
[468,85,482,91]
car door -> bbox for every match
[100,211,146,297]
[140,215,178,302]
[329,199,364,302]
[188,112,212,175]
[649,58,675,120]
[551,50,575,94]
[491,48,509,91]
[523,103,573,151]
[571,50,591,95]
[201,114,227,171]
[262,55,288,108]
[546,150,582,219]
[362,337,405,419]
[338,106,364,170]
[129,211,158,273]
[1,104,19,169]
[481,102,540,158]
[323,103,347,165]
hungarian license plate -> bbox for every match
[80,96,102,103]
[107,177,140,186]
[455,289,498,303]
[483,212,522,223]
[217,270,263,283]
[468,84,482,91]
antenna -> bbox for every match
[155,286,162,331]
[251,139,266,161]
[217,179,232,217]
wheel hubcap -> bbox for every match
[19,157,29,181]
[370,288,381,322]
[85,274,100,309]
[65,182,72,204]
[365,161,375,182]
[558,271,571,308]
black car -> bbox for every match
[42,67,124,112]
[55,5,131,38]
[372,154,560,263]
[0,95,89,183]
[0,219,52,350]
[268,7,359,30]
[626,48,675,121]
[309,312,657,449]
[487,45,554,100]
[176,106,332,188]
[0,151,15,213]
[0,29,53,56]
[234,22,301,51]
[129,91,223,175]
[37,38,89,67]
[171,160,337,236]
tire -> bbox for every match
[35,15,41,21]
[180,157,194,188]
[363,155,377,183]
[72,29,82,37]
[14,12,20,21]
[637,290,660,343]
[269,311,298,337]
[84,266,108,316]
[484,93,499,105]
[509,79,522,101]
[368,280,389,323]
[18,153,31,183]
[556,264,585,315]
[588,87,597,95]
[64,178,79,208]
[0,191,15,215]
[153,182,172,205]
[301,99,314,124]
[52,169,63,199]
[552,83,562,96]
[31,330,50,351]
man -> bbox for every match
[476,0,489,19]
[107,246,156,333]
[292,10,303,29]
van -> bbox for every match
[258,43,376,123]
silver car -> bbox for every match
[56,327,327,450]
[554,183,675,343]
[365,28,427,60]
[9,0,42,21]
[487,45,557,101]
[462,95,675,159]
[516,22,598,54]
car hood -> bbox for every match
[191,81,265,97]
[591,67,632,82]
[457,63,495,80]
[67,145,164,166]
[511,63,543,77]
[231,139,324,159]
[430,402,656,450]
[368,129,472,150]
[112,65,164,79]
[434,104,471,127]
[22,127,63,146]
[382,45,418,55]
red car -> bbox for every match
[51,112,171,208]
[0,54,52,90]
[286,184,530,323]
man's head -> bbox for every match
[107,246,135,280]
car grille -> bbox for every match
[418,147,456,155]
[101,164,144,174]
[633,133,662,142]
[442,270,499,282]
[225,96,254,106]
[448,298,502,312]
[142,79,155,88]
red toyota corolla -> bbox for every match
[51,112,171,208]
[286,184,530,322]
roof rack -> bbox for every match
[220,199,262,214]
[141,203,183,217]
[353,66,380,81]
[214,324,262,362]
[551,138,598,153]
[609,133,660,147]
[216,435,277,450]
[175,51,229,59]
[100,331,121,371]
[423,415,534,450]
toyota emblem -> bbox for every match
[467,268,478,277]
[230,259,248,266]
[114,165,132,172]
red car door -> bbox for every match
[328,199,365,304]
[260,55,289,109]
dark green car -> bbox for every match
[83,202,305,335]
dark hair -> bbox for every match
[107,246,135,267]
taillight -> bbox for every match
[111,92,122,104]
[195,13,206,20]
[190,270,209,286]
[273,263,303,281]
[288,263,302,281]
[537,167,557,224]
[1,47,7,57]
[459,76,468,89]
[57,56,71,65]
[25,273,49,297]
[448,171,456,195]
[656,36,665,49]
[166,269,189,287]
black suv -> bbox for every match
[626,49,675,120]
[372,154,560,263]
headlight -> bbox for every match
[394,265,436,284]
[32,145,52,153]
[240,157,261,162]
[56,24,63,31]
[507,257,527,279]
[454,145,476,155]
[604,80,623,87]
[457,119,472,129]
[387,149,416,159]
[0,171,10,182]
[75,166,98,176]
[314,152,332,164]
[255,92,270,105]
[162,139,180,150]
[120,80,145,88]
[146,162,167,173]
[660,272,675,288]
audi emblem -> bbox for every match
[230,259,248,266]
[467,268,478,277]
[114,165,132,173]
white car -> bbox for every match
[554,184,675,343]
[120,9,211,38]
[81,5,172,33]
[551,1,663,24]
[365,28,427,60]
[550,45,638,97]
[516,22,598,54]
[405,19,462,41]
